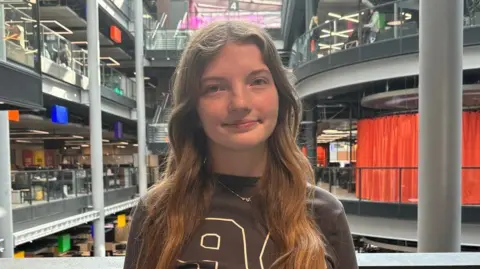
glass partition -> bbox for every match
[40,24,87,76]
[179,11,281,30]
[290,0,420,68]
[3,3,40,70]
[10,168,138,209]
[146,11,281,51]
[101,64,136,100]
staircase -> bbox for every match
[147,94,171,154]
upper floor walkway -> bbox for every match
[289,0,480,98]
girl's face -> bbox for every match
[197,43,279,152]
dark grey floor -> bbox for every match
[347,214,480,246]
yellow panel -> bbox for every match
[14,251,25,258]
[117,214,126,228]
[33,150,45,166]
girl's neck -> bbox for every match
[208,143,267,178]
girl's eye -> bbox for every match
[204,85,223,93]
[251,78,268,86]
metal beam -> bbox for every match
[13,198,139,247]
[13,211,100,246]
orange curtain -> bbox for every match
[356,112,480,204]
[317,145,327,167]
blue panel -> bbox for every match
[51,105,68,124]
[114,121,123,139]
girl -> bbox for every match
[124,20,357,269]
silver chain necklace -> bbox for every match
[216,180,253,203]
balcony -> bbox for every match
[4,3,137,101]
[144,11,283,66]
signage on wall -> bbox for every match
[228,0,239,11]
[110,25,122,44]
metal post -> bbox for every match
[135,0,148,197]
[305,101,317,168]
[0,112,13,258]
[87,0,105,257]
[333,20,338,45]
[305,0,313,31]
[33,2,42,74]
[393,2,398,38]
[418,0,463,253]
[349,104,353,164]
[0,3,6,60]
[357,0,363,45]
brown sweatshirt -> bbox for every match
[123,175,358,269]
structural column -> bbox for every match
[0,4,14,258]
[87,0,106,256]
[418,0,463,252]
[304,100,317,168]
[135,0,148,197]
[0,112,14,258]
[0,4,5,59]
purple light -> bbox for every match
[179,13,280,30]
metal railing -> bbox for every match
[290,0,480,69]
[1,253,480,268]
[316,166,480,205]
[10,168,138,208]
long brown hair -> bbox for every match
[136,21,326,269]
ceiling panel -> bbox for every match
[39,6,87,28]
[100,47,132,61]
[68,30,114,46]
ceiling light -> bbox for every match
[328,12,342,19]
[71,146,81,149]
[323,129,341,134]
[72,135,84,139]
[40,20,73,35]
[133,144,138,147]
[81,144,89,147]
[16,140,32,143]
[103,139,110,142]
[29,130,49,134]
[99,57,120,66]
[72,41,88,45]
[117,145,126,148]
[327,12,359,23]
[388,20,403,26]
[119,142,129,145]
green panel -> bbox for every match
[57,234,71,253]
[379,13,386,29]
